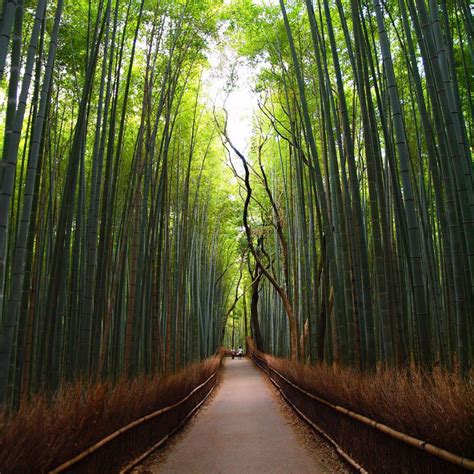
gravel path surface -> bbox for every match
[138,358,328,473]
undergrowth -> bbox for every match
[0,355,222,472]
[250,342,473,460]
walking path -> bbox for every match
[154,358,325,473]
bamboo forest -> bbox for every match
[0,0,473,472]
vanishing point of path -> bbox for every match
[141,358,327,473]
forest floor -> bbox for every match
[132,358,348,473]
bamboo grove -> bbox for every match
[0,0,473,411]
[0,0,238,410]
[223,0,473,371]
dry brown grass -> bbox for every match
[260,351,474,460]
[0,355,222,473]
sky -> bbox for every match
[202,37,260,183]
[203,44,257,157]
[203,0,279,157]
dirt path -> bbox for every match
[138,358,328,473]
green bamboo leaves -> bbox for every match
[230,0,473,371]
[0,0,233,410]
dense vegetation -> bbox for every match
[224,0,473,372]
[0,0,472,418]
[0,0,238,411]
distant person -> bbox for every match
[231,348,235,360]
[237,346,243,358]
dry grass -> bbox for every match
[261,352,474,460]
[0,355,222,473]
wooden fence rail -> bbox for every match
[248,348,474,473]
[49,370,219,473]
